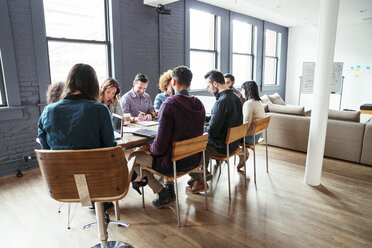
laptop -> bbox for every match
[132,129,157,139]
[112,113,123,139]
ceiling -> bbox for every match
[144,0,372,27]
[199,0,372,27]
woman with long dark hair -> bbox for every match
[38,63,117,150]
[100,77,123,116]
[237,81,265,170]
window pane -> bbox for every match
[190,9,215,50]
[264,57,277,85]
[48,41,108,84]
[232,54,252,87]
[189,51,215,90]
[44,0,106,41]
[232,20,252,54]
[265,29,277,56]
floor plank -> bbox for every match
[0,146,371,248]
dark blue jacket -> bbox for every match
[38,94,117,150]
[207,89,243,154]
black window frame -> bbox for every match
[188,9,219,91]
[263,29,281,86]
[44,0,112,84]
[231,19,256,84]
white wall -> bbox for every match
[286,22,372,122]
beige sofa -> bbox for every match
[261,94,371,165]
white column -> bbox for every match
[304,0,340,186]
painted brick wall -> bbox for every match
[0,0,40,177]
[0,0,186,177]
[118,0,185,98]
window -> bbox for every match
[232,20,256,86]
[263,29,282,85]
[44,0,110,84]
[189,9,218,90]
[0,57,6,106]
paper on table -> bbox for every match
[136,121,158,127]
[122,127,141,133]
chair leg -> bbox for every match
[227,145,231,201]
[173,162,181,227]
[253,142,256,184]
[140,167,145,208]
[203,150,208,210]
[67,203,70,229]
[266,129,269,174]
[114,201,120,221]
[243,137,247,187]
[95,202,108,248]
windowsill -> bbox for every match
[0,106,25,121]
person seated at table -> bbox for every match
[120,73,156,121]
[187,69,243,193]
[100,77,123,116]
[46,81,65,104]
[38,63,117,211]
[154,70,173,111]
[128,65,205,208]
[236,81,265,170]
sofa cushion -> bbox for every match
[268,93,286,105]
[328,109,360,122]
[260,95,272,104]
[361,121,372,165]
[268,104,306,116]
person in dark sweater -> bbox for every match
[129,66,205,208]
[187,69,243,194]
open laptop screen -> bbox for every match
[112,113,123,138]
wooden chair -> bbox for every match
[242,115,271,184]
[209,122,250,200]
[139,133,209,227]
[35,146,133,248]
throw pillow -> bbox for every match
[268,103,306,116]
[260,95,272,104]
[328,109,360,122]
[268,93,286,105]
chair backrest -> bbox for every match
[171,133,209,162]
[225,122,250,145]
[35,146,129,204]
[251,115,271,134]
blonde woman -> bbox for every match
[154,70,173,111]
[100,78,123,116]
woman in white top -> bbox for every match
[100,78,123,116]
[237,81,265,170]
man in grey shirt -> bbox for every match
[120,73,156,121]
[224,73,245,104]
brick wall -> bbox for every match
[0,0,40,177]
[0,0,186,177]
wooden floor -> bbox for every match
[0,146,371,248]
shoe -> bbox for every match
[237,162,246,171]
[186,179,209,194]
[132,176,148,195]
[187,170,213,186]
[89,202,114,211]
[165,183,176,200]
[152,187,174,208]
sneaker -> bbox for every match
[152,187,174,208]
[186,179,209,194]
[187,170,213,186]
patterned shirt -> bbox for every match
[120,88,154,117]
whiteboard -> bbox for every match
[300,62,344,93]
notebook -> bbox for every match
[132,129,157,138]
[112,113,123,139]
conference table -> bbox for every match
[116,123,157,148]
